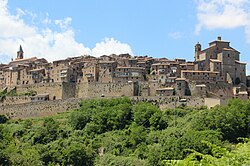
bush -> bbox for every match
[0,115,9,124]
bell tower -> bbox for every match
[16,45,24,60]
[194,42,201,61]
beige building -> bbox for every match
[180,62,195,71]
[181,70,223,83]
[113,67,145,83]
[156,87,174,96]
[194,36,246,85]
[0,37,248,103]
[195,84,207,97]
[82,62,99,83]
[98,61,117,83]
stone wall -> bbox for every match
[0,98,81,119]
[139,83,150,96]
[147,81,160,96]
[62,82,76,99]
[130,96,206,109]
[1,96,31,105]
[76,82,137,98]
[0,96,227,119]
[204,98,223,109]
[14,83,63,100]
[206,82,233,98]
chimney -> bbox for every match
[217,36,222,41]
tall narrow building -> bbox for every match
[16,45,24,60]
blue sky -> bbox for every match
[1,0,250,73]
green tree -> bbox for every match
[0,115,9,124]
[33,118,59,144]
[69,111,90,130]
[132,102,160,128]
[193,99,250,142]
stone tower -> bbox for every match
[17,45,24,60]
[194,42,201,61]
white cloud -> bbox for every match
[168,32,182,40]
[55,17,72,30]
[0,0,133,63]
[195,0,250,42]
[92,38,133,57]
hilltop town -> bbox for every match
[0,36,249,107]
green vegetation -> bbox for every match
[7,90,37,97]
[0,88,7,101]
[0,88,36,102]
[0,97,250,165]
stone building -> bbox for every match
[156,87,174,96]
[195,84,207,97]
[113,67,145,83]
[98,61,117,83]
[82,62,99,83]
[31,94,49,102]
[0,37,249,105]
[16,45,24,60]
[181,70,223,84]
[194,36,246,85]
[175,78,187,96]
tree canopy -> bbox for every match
[0,97,250,165]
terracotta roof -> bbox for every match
[152,63,170,66]
[176,78,186,81]
[196,84,206,87]
[29,68,45,72]
[210,59,221,63]
[116,67,144,70]
[181,70,219,74]
[235,60,246,64]
[238,91,248,95]
[180,63,194,66]
[98,61,116,64]
[156,87,174,91]
[31,93,49,98]
[10,57,37,63]
[223,47,240,53]
[210,40,229,43]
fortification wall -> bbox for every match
[204,98,221,109]
[149,82,160,96]
[62,82,76,99]
[0,98,81,119]
[14,83,63,100]
[206,82,233,98]
[139,83,150,96]
[188,82,198,96]
[76,82,136,98]
[0,96,226,119]
[130,96,205,109]
[186,81,233,98]
[1,96,31,105]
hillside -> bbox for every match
[0,97,250,165]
